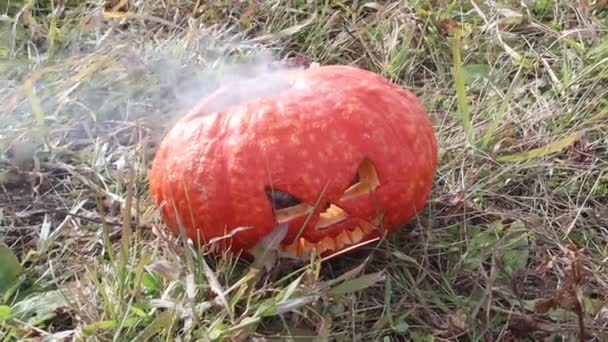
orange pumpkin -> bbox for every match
[149,65,437,259]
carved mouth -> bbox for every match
[278,222,376,258]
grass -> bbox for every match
[1,0,607,340]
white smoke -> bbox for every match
[0,20,308,162]
[87,34,299,125]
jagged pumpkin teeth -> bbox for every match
[371,215,383,226]
[350,227,365,244]
[282,240,300,256]
[319,236,337,254]
[359,221,376,235]
[282,238,303,256]
[281,232,363,258]
[148,65,438,258]
[333,236,345,251]
[337,230,354,245]
[299,238,313,255]
[321,236,336,251]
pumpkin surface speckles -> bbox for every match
[149,65,438,258]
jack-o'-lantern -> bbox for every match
[148,65,438,259]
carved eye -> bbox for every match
[341,158,380,201]
[265,186,315,224]
[263,158,380,230]
[264,187,302,209]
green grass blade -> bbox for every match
[450,27,475,146]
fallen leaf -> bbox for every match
[275,296,316,315]
[533,243,591,340]
[239,0,258,26]
[447,309,467,335]
[501,233,530,275]
[509,315,540,338]
[248,13,317,42]
[134,311,176,341]
[250,223,289,271]
[11,290,70,326]
[495,14,530,32]
[442,191,465,207]
[328,271,385,296]
[496,131,584,163]
[82,317,139,336]
[461,64,491,86]
[201,258,230,318]
[535,297,557,314]
[579,0,608,13]
[437,18,459,36]
[145,260,183,281]
[317,313,333,339]
[0,305,12,321]
[0,244,21,295]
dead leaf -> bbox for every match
[442,191,465,206]
[533,243,591,341]
[447,309,467,335]
[249,223,289,271]
[495,14,531,32]
[317,313,333,339]
[327,271,385,296]
[146,260,183,281]
[509,315,539,338]
[239,1,258,26]
[579,0,608,13]
[437,18,459,36]
[200,257,230,317]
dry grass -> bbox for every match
[1,0,608,341]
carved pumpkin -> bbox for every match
[149,65,437,259]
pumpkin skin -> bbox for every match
[149,65,437,258]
